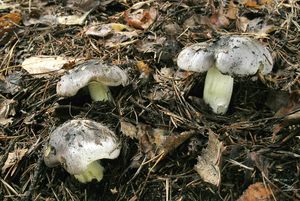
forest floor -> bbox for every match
[0,0,299,200]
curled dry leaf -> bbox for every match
[120,121,195,158]
[194,130,225,186]
[237,182,274,201]
[2,148,28,175]
[124,6,157,30]
[21,56,78,78]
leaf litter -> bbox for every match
[0,0,299,200]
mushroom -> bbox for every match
[177,36,273,114]
[56,59,129,101]
[44,119,121,183]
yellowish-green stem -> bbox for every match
[88,82,112,102]
[203,66,234,114]
[74,161,104,183]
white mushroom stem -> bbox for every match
[74,161,104,183]
[203,66,234,114]
[88,81,112,102]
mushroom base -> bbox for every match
[74,161,104,183]
[88,82,112,102]
[203,66,234,114]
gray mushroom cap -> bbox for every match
[177,36,273,76]
[44,119,121,175]
[214,36,273,76]
[177,42,214,73]
[56,59,129,97]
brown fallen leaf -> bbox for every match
[272,91,300,137]
[0,12,22,30]
[136,61,152,79]
[237,182,274,201]
[194,130,225,186]
[121,121,195,158]
[225,1,238,20]
[210,10,230,29]
[124,6,157,30]
[2,148,28,176]
[0,12,22,45]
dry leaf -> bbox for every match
[236,16,250,32]
[0,12,22,30]
[136,61,152,79]
[149,68,193,101]
[21,56,78,77]
[236,17,276,37]
[153,130,195,156]
[120,121,138,139]
[0,71,23,95]
[135,35,166,53]
[237,182,274,201]
[0,12,22,45]
[23,11,90,26]
[210,10,230,29]
[86,23,138,47]
[183,14,209,29]
[85,23,130,37]
[2,148,28,175]
[194,130,225,186]
[56,11,90,25]
[121,121,194,158]
[124,7,157,30]
[225,1,238,20]
[0,97,16,126]
[272,91,300,136]
[249,152,270,178]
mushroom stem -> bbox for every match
[74,161,104,183]
[88,81,112,101]
[203,66,234,114]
